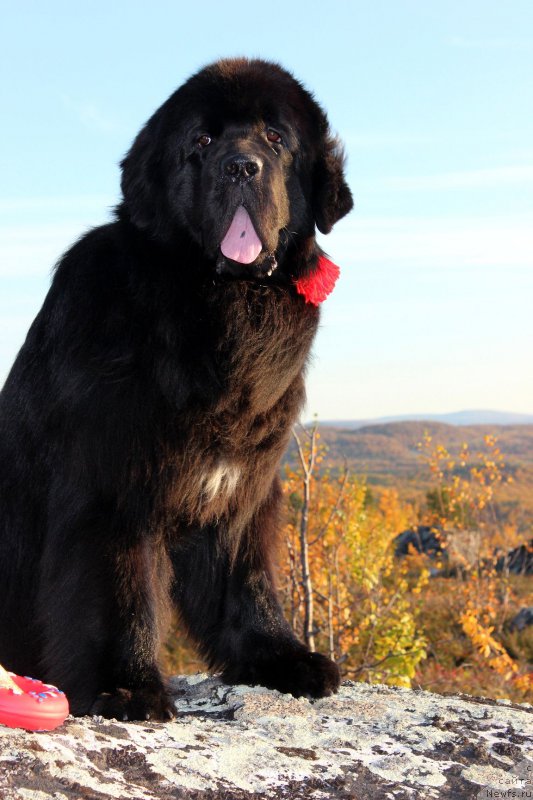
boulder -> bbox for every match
[394,525,444,558]
[509,607,533,632]
[0,674,531,799]
[496,541,533,576]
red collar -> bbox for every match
[294,254,340,306]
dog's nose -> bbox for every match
[222,154,262,182]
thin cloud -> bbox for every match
[61,94,122,134]
[448,36,533,49]
[0,194,116,214]
[344,131,530,153]
[0,194,117,276]
[322,213,533,270]
[344,132,437,149]
[0,223,85,277]
[368,166,533,192]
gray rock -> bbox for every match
[0,674,531,799]
[395,525,444,558]
[496,541,533,576]
[509,607,533,632]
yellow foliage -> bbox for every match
[281,432,428,688]
[279,426,528,701]
[460,606,518,679]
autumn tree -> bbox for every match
[281,426,429,687]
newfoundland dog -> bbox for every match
[0,58,353,720]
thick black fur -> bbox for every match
[0,58,353,720]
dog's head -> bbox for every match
[120,58,353,280]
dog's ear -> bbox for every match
[120,117,163,231]
[313,135,353,234]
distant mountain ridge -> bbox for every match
[317,410,533,429]
[287,418,533,535]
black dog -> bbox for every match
[0,58,353,720]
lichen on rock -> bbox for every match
[0,675,531,799]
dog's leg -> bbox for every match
[37,515,174,721]
[89,536,175,721]
[172,479,340,699]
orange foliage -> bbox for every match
[278,427,532,700]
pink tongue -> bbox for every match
[220,206,262,264]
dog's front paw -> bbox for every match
[223,649,340,699]
[90,686,175,722]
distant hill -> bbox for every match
[285,421,533,531]
[317,410,533,429]
[306,421,533,472]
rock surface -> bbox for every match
[0,674,531,799]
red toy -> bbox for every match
[0,665,69,731]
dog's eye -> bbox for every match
[197,134,212,148]
[266,128,282,144]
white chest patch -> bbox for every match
[200,461,241,501]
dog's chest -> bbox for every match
[207,283,319,412]
[198,460,241,501]
[161,286,318,524]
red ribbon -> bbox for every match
[294,255,340,306]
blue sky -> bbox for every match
[1,1,532,420]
